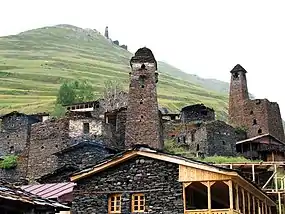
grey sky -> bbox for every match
[1,0,284,115]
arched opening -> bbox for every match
[185,182,208,210]
[211,181,229,209]
[258,129,262,134]
[233,72,239,80]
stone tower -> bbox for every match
[125,47,163,149]
[104,26,109,39]
[228,64,285,141]
[228,64,249,127]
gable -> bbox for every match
[70,149,236,182]
[179,165,231,182]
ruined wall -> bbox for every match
[243,99,285,141]
[205,121,237,156]
[125,48,163,149]
[0,115,33,183]
[27,118,71,181]
[69,119,103,138]
[72,156,184,214]
[185,126,208,157]
[181,104,215,123]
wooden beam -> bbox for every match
[248,192,251,214]
[278,192,282,214]
[275,164,278,192]
[229,180,233,210]
[253,196,256,214]
[236,184,240,213]
[252,164,256,182]
[257,199,261,214]
[207,181,211,211]
[242,188,246,214]
[262,202,264,214]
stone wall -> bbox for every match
[27,118,71,181]
[181,104,215,123]
[0,114,33,183]
[205,121,237,156]
[72,156,184,214]
[69,119,103,138]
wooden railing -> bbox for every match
[185,209,241,214]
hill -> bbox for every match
[0,24,229,120]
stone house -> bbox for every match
[176,120,240,157]
[181,104,215,123]
[36,140,117,183]
[228,64,285,141]
[70,146,276,214]
[236,133,285,161]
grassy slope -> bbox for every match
[0,24,229,120]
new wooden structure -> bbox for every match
[71,147,276,214]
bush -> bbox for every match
[0,155,18,169]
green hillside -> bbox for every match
[0,24,229,120]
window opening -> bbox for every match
[196,144,200,151]
[233,72,239,79]
[258,129,262,134]
[191,133,195,142]
[138,75,146,88]
[253,119,257,125]
[250,110,253,115]
[132,193,145,212]
[222,141,226,145]
[83,123,90,134]
[108,194,121,213]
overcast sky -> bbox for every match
[0,0,284,116]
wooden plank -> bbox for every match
[207,181,211,210]
[248,192,251,214]
[229,180,233,210]
[179,165,231,182]
[242,188,246,214]
[235,184,240,213]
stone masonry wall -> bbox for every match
[27,118,70,182]
[181,104,215,123]
[69,119,103,138]
[0,115,32,184]
[243,99,285,141]
[205,121,237,156]
[72,156,184,214]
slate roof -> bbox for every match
[21,182,76,200]
[0,180,69,210]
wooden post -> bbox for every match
[262,202,264,214]
[242,188,246,214]
[278,192,282,214]
[229,180,234,210]
[182,183,186,211]
[253,196,256,214]
[265,202,268,214]
[257,199,261,214]
[207,181,211,211]
[275,164,278,192]
[248,192,251,214]
[250,142,253,160]
[252,164,256,182]
[236,184,240,213]
[269,205,272,214]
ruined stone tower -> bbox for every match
[104,26,109,39]
[229,64,285,141]
[125,47,163,149]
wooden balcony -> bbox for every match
[185,209,241,214]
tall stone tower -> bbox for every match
[104,26,109,39]
[228,64,285,141]
[228,64,249,127]
[125,47,163,150]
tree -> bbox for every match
[56,82,76,106]
[101,79,128,112]
[56,80,96,106]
